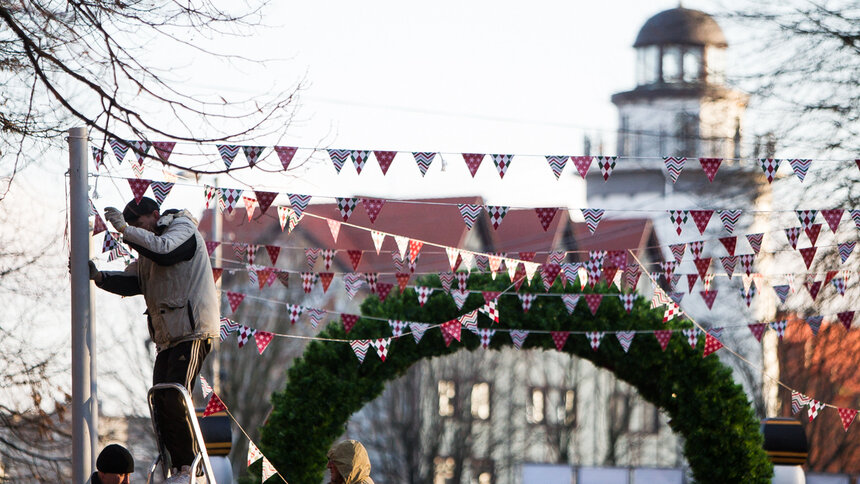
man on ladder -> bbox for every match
[91,196,220,483]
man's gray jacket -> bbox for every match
[98,209,220,351]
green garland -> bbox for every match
[259,275,771,483]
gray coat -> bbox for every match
[99,210,219,351]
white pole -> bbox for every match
[69,126,97,483]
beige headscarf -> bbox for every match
[326,440,375,484]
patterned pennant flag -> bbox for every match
[450,289,469,310]
[615,331,634,353]
[408,240,423,263]
[550,331,569,351]
[327,149,350,173]
[618,293,635,313]
[339,250,359,271]
[682,328,699,348]
[806,315,823,336]
[363,272,379,293]
[350,340,370,363]
[371,150,397,175]
[341,314,359,333]
[226,291,245,313]
[585,331,605,351]
[662,156,686,183]
[773,284,790,303]
[486,206,509,230]
[263,245,280,266]
[832,277,846,296]
[702,333,723,357]
[438,271,454,293]
[127,178,151,203]
[759,158,781,183]
[561,294,580,314]
[109,139,129,164]
[791,391,810,414]
[286,304,304,325]
[301,272,317,293]
[746,233,763,254]
[534,207,558,232]
[718,210,741,234]
[509,330,529,349]
[700,290,718,310]
[806,280,822,301]
[654,330,672,351]
[371,337,391,361]
[254,331,274,355]
[343,273,364,299]
[667,210,688,235]
[581,208,605,234]
[458,204,483,230]
[720,256,738,279]
[285,193,311,219]
[808,400,825,422]
[305,248,321,269]
[454,272,470,292]
[247,441,264,469]
[459,310,479,334]
[479,299,499,323]
[748,323,767,342]
[415,286,433,306]
[668,243,686,264]
[820,209,844,233]
[389,319,406,337]
[850,209,860,231]
[462,153,485,177]
[203,392,227,417]
[837,311,854,330]
[241,146,265,168]
[274,146,297,170]
[254,191,277,215]
[276,206,290,231]
[546,155,568,179]
[91,147,106,171]
[839,408,858,431]
[350,150,370,174]
[596,156,617,181]
[796,210,818,231]
[409,322,430,344]
[362,198,385,223]
[771,320,787,339]
[689,210,713,235]
[570,156,592,178]
[720,237,738,256]
[584,294,603,315]
[686,273,699,292]
[149,181,174,205]
[805,223,822,246]
[518,293,536,312]
[395,272,410,293]
[687,240,703,259]
[740,254,755,276]
[787,158,812,182]
[216,145,240,169]
[660,261,677,282]
[376,282,394,302]
[740,285,756,307]
[219,188,242,214]
[477,328,495,349]
[236,326,256,348]
[698,157,722,182]
[799,247,817,269]
[784,227,801,249]
[92,212,107,235]
[306,308,325,329]
[440,318,461,346]
[412,152,435,176]
[540,264,561,291]
[491,154,514,178]
[335,197,357,222]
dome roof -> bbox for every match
[634,7,727,48]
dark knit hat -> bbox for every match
[96,444,134,473]
[123,196,160,224]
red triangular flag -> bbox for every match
[254,331,274,354]
[319,272,334,293]
[203,393,227,417]
[226,291,245,313]
[689,210,713,235]
[128,178,151,203]
[341,314,359,333]
[654,330,672,351]
[799,247,817,269]
[254,191,278,215]
[347,250,363,271]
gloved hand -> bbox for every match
[104,207,128,233]
[88,260,101,282]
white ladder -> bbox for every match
[145,383,216,483]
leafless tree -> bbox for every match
[0,0,298,197]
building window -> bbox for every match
[682,47,703,82]
[526,387,545,424]
[562,389,577,427]
[438,380,456,417]
[662,45,682,82]
[471,382,491,420]
[636,45,659,85]
[434,456,455,484]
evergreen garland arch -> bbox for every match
[259,275,771,483]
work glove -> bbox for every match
[104,207,128,233]
[88,260,100,281]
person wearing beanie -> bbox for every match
[92,443,134,484]
[326,440,375,484]
[91,197,219,483]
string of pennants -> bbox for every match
[198,376,286,483]
[92,140,859,183]
[217,276,860,431]
[107,174,860,238]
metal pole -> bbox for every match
[69,127,97,483]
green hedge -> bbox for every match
[258,274,771,483]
